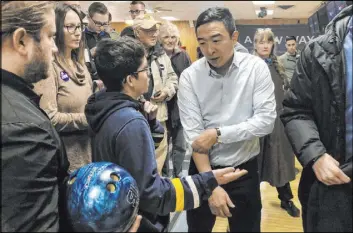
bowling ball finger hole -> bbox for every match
[110,173,120,181]
[68,176,76,185]
[106,183,116,193]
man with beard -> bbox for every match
[1,1,69,232]
[1,2,143,232]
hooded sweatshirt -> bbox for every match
[85,90,218,231]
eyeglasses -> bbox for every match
[132,66,151,76]
[90,17,110,28]
[129,10,145,15]
[64,24,84,34]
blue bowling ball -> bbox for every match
[66,162,139,232]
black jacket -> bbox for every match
[84,29,111,81]
[281,7,352,231]
[84,29,111,50]
[167,48,191,128]
[120,26,135,39]
[281,5,352,169]
[1,69,70,232]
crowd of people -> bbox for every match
[1,1,352,232]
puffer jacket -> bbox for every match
[281,5,352,168]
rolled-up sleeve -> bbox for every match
[219,62,277,143]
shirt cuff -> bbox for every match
[218,125,235,144]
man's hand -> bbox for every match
[212,167,248,185]
[312,153,351,186]
[128,215,142,232]
[192,129,218,154]
[151,91,168,103]
[143,101,158,120]
[208,186,234,218]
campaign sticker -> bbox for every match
[60,71,70,82]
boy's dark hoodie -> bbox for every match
[85,89,218,231]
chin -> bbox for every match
[149,41,157,47]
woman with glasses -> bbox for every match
[34,3,92,172]
[253,28,300,217]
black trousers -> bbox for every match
[276,182,294,202]
[187,157,262,232]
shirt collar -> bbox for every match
[205,48,241,78]
[1,69,41,106]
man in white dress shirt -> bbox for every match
[178,7,277,232]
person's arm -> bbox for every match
[34,69,88,133]
[114,118,245,216]
[280,46,350,185]
[162,55,178,101]
[1,122,68,232]
[177,71,239,218]
[177,70,211,172]
[281,48,326,167]
[218,61,276,144]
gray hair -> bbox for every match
[158,21,180,48]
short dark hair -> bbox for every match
[88,2,108,18]
[195,7,236,37]
[95,37,146,92]
[285,36,296,42]
[130,1,145,7]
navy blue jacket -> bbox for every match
[85,90,218,230]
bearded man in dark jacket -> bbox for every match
[281,4,352,232]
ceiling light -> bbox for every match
[252,1,275,5]
[160,16,178,21]
[255,9,274,15]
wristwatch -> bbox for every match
[215,127,221,143]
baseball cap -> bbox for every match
[133,14,161,30]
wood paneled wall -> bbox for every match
[111,18,307,62]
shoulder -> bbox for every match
[110,107,147,125]
[114,112,150,138]
[1,88,50,127]
[278,53,286,60]
[182,57,205,76]
[238,52,267,70]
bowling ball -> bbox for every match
[66,162,139,232]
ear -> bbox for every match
[12,28,32,57]
[126,74,135,87]
[232,31,239,44]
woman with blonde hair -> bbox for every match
[254,28,300,217]
[35,3,92,172]
[158,21,191,177]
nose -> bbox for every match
[205,43,215,56]
[167,37,173,43]
[74,29,81,37]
